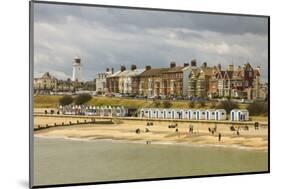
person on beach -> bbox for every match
[189,124,193,133]
[218,133,222,142]
[237,130,240,136]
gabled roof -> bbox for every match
[41,72,57,80]
[107,70,122,78]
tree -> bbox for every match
[188,101,195,108]
[59,95,73,106]
[153,101,161,108]
[216,100,239,113]
[210,101,217,109]
[198,101,206,108]
[247,101,268,116]
[74,93,92,105]
[163,100,172,108]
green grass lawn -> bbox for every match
[34,95,247,109]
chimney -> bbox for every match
[227,64,234,71]
[131,64,137,70]
[170,61,176,68]
[111,68,114,74]
[218,64,222,71]
[184,63,189,67]
[202,62,207,68]
[120,65,126,72]
[145,65,151,71]
[106,68,110,72]
[191,59,197,67]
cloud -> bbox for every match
[33,2,268,81]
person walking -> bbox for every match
[218,133,222,142]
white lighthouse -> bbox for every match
[72,56,82,81]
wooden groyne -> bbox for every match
[34,116,114,131]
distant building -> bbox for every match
[72,56,82,82]
[95,68,113,93]
[34,72,58,94]
[187,62,213,98]
[106,66,125,94]
[118,65,144,95]
[138,66,169,97]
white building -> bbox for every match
[96,68,113,93]
[72,56,82,82]
[182,59,198,97]
[118,65,145,95]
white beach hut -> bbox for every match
[195,110,206,120]
[165,109,173,119]
[230,109,249,121]
[181,109,189,119]
[187,110,196,120]
[162,109,169,119]
[206,109,216,120]
[140,108,145,118]
[170,109,179,119]
[215,109,227,120]
[157,109,165,119]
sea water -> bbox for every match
[33,137,268,186]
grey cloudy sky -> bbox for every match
[33,3,268,81]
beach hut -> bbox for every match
[181,109,189,119]
[170,109,179,119]
[206,109,216,120]
[150,109,158,118]
[140,108,145,118]
[187,110,196,120]
[215,109,227,120]
[165,109,173,119]
[230,109,249,121]
[195,110,206,120]
[116,106,124,117]
[175,109,182,119]
[162,109,169,119]
[157,109,165,119]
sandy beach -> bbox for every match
[34,115,268,151]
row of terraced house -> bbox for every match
[102,59,267,100]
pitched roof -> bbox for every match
[41,72,57,80]
[200,67,213,76]
[107,70,122,78]
[163,66,184,73]
[118,69,145,77]
[139,68,170,77]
